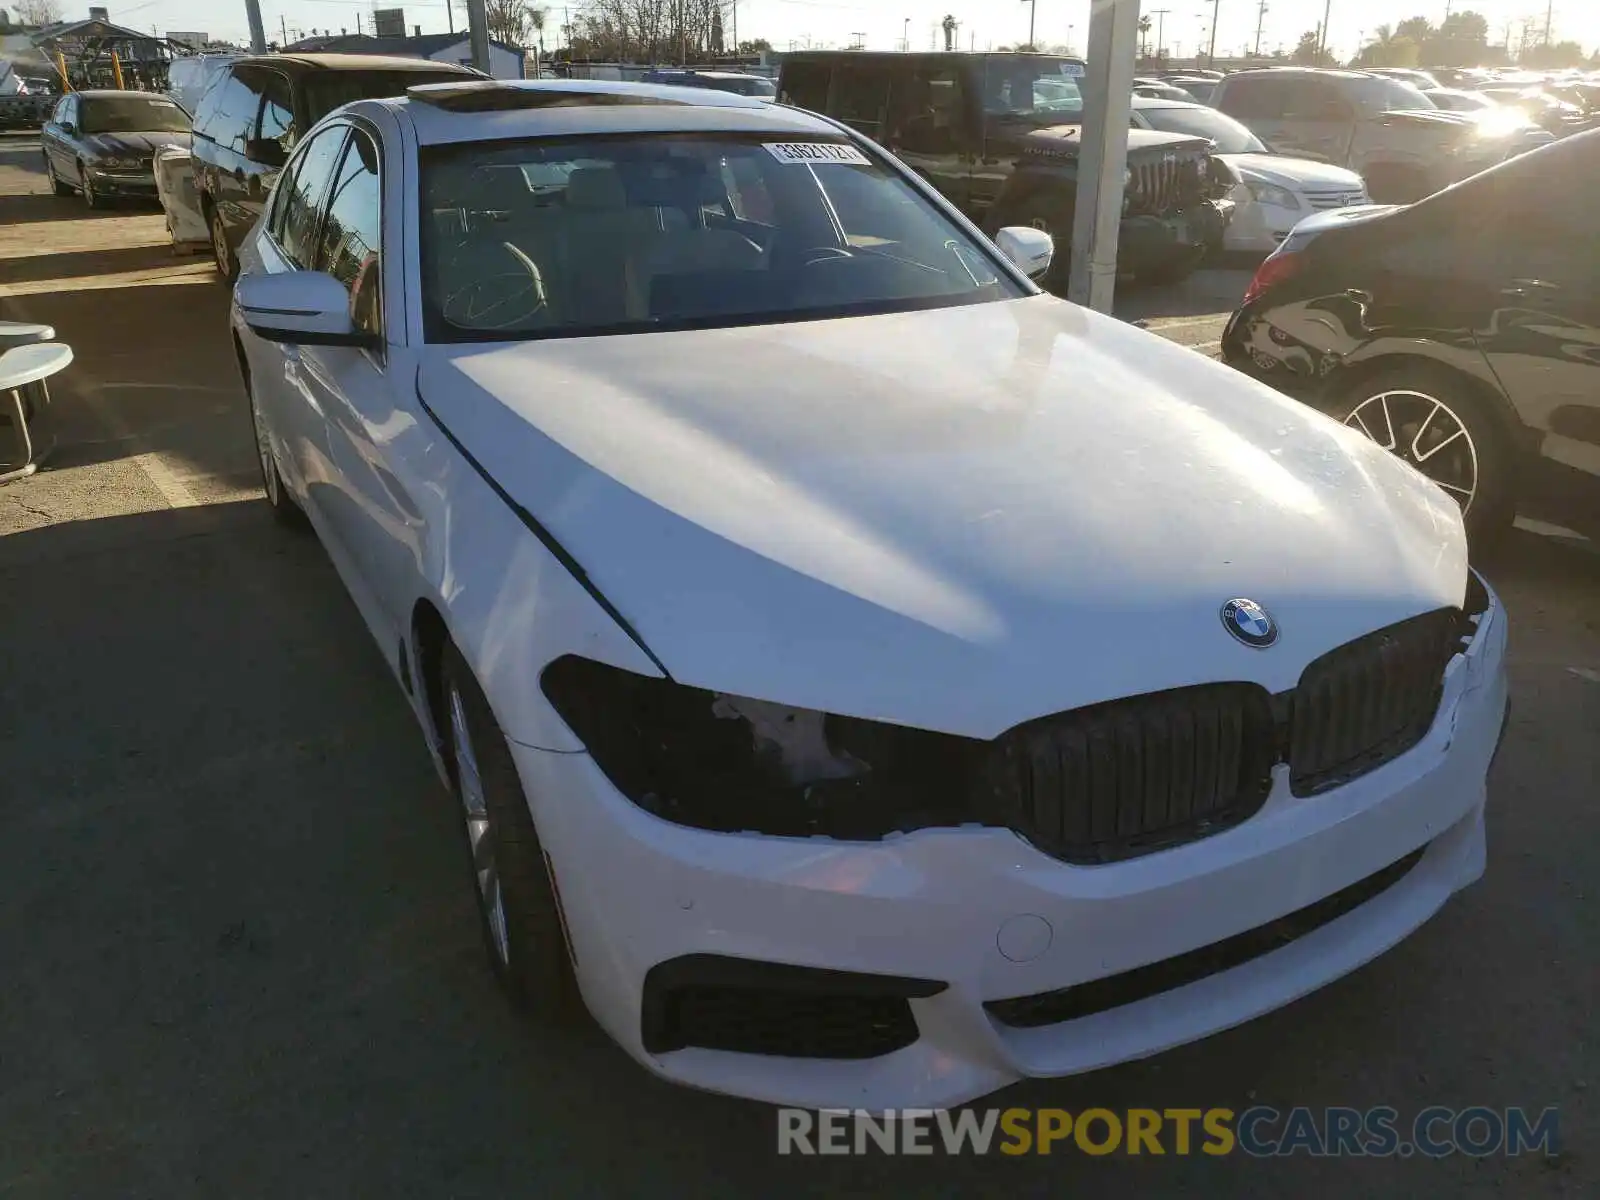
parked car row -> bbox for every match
[1225,126,1600,544]
[778,52,1235,284]
[223,75,1509,1113]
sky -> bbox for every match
[66,1,1599,63]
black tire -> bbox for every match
[208,202,237,283]
[45,156,72,196]
[1364,164,1430,205]
[242,364,308,529]
[441,643,581,1017]
[1140,245,1205,286]
[78,162,101,209]
[1329,363,1517,545]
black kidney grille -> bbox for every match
[984,685,1278,865]
[1289,608,1464,796]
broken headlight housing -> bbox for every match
[540,655,982,839]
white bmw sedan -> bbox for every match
[232,79,1508,1109]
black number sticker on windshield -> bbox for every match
[763,142,872,166]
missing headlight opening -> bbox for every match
[540,580,1488,860]
[538,656,981,841]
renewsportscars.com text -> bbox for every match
[777,1106,1560,1158]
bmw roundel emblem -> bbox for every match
[1221,598,1278,649]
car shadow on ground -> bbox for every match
[0,190,152,224]
[0,500,1590,1196]
[0,277,253,493]
[0,241,193,286]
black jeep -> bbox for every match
[778,51,1233,286]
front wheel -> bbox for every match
[45,156,72,196]
[442,643,582,1017]
[244,369,307,529]
[78,163,101,209]
[1331,364,1516,544]
[209,204,237,282]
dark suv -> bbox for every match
[191,53,476,279]
[778,51,1233,285]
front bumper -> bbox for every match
[1118,199,1231,273]
[515,582,1507,1109]
[87,167,157,197]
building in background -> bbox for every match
[372,9,407,40]
[166,31,208,51]
[282,31,526,79]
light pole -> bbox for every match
[903,17,910,52]
[1023,0,1037,50]
[1318,0,1332,61]
[243,0,266,53]
[1208,0,1221,64]
[1149,9,1171,59]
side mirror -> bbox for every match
[237,271,370,348]
[995,226,1055,281]
[244,137,287,168]
[60,121,77,136]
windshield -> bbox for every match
[305,70,475,123]
[420,134,1025,342]
[1429,89,1494,111]
[983,57,1086,124]
[79,94,190,134]
[1350,76,1436,112]
[1138,104,1266,154]
[719,76,776,97]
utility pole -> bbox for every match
[1068,0,1140,312]
[1253,0,1267,56]
[279,14,287,47]
[1024,0,1037,50]
[1208,0,1220,64]
[448,1,456,35]
[1543,0,1553,45]
[1318,0,1332,61]
[466,0,491,72]
[244,0,267,53]
[356,12,363,35]
[1150,9,1170,59]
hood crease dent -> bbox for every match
[421,295,1467,739]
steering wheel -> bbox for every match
[441,241,548,331]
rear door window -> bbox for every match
[831,64,894,138]
[780,62,830,110]
[195,67,265,152]
[1216,76,1287,119]
[258,69,296,154]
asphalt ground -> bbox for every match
[0,131,1594,1197]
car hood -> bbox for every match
[1022,124,1210,157]
[86,130,190,156]
[1289,202,1407,238]
[420,297,1467,738]
[1220,152,1365,189]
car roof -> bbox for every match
[233,52,478,75]
[1225,67,1372,80]
[1130,94,1205,110]
[371,80,842,146]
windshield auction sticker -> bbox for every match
[763,142,872,166]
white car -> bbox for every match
[232,79,1508,1110]
[1131,96,1370,253]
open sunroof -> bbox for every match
[406,81,690,113]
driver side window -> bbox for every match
[315,131,384,344]
[276,126,348,269]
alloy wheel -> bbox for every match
[249,392,280,506]
[1343,388,1479,513]
[211,210,233,279]
[449,681,510,967]
[79,167,96,209]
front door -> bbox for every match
[295,127,420,632]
